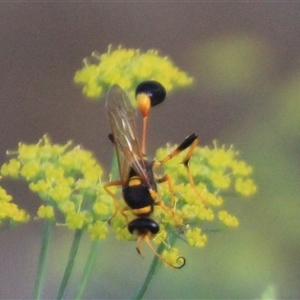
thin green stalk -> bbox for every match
[132,229,180,300]
[72,152,116,299]
[33,219,54,300]
[131,242,165,300]
[56,229,84,300]
[73,240,101,300]
[110,151,119,180]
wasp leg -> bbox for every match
[154,174,184,228]
[137,233,185,269]
[155,133,198,165]
[104,181,130,225]
[136,234,145,257]
[179,136,208,206]
[154,200,184,231]
[156,174,176,208]
[154,133,207,206]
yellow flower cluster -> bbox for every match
[0,186,29,226]
[152,141,256,252]
[0,135,113,240]
[90,138,256,267]
[0,135,256,267]
[74,45,193,101]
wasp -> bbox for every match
[105,80,199,269]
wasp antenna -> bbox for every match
[143,235,186,269]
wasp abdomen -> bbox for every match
[128,218,159,235]
[122,184,154,213]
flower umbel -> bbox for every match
[74,45,193,101]
[1,135,113,240]
[145,140,257,261]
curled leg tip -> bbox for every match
[174,256,186,269]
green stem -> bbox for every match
[131,242,165,300]
[56,229,84,300]
[33,219,54,300]
[132,229,180,300]
[110,151,119,180]
[73,240,102,300]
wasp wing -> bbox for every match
[106,85,151,186]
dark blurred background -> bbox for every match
[1,2,300,299]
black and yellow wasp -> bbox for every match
[105,80,198,269]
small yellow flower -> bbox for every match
[18,143,40,161]
[10,208,29,223]
[218,210,239,227]
[59,201,76,214]
[1,159,21,178]
[93,199,112,217]
[231,160,253,176]
[0,186,12,202]
[49,183,72,203]
[88,220,109,240]
[186,228,207,247]
[29,180,51,194]
[162,247,185,268]
[197,205,215,221]
[66,211,87,230]
[114,226,133,241]
[37,205,54,219]
[20,161,41,180]
[208,146,234,169]
[83,164,103,183]
[0,186,29,225]
[235,178,257,196]
[181,203,198,219]
[206,193,223,206]
[209,171,231,189]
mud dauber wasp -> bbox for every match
[105,80,199,269]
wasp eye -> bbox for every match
[135,80,166,107]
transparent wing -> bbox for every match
[106,84,151,185]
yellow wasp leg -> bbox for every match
[136,233,185,269]
[156,174,176,208]
[104,180,130,224]
[153,174,184,228]
[154,133,207,206]
[157,133,198,165]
